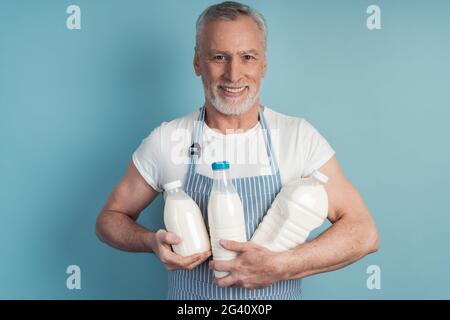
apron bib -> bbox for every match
[167,106,302,300]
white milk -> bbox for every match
[250,170,329,252]
[163,180,211,256]
[208,162,247,278]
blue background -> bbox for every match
[1,0,449,299]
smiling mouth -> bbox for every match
[218,85,249,95]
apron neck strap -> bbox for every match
[189,105,280,174]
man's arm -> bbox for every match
[95,160,160,252]
[211,155,379,288]
[277,154,379,280]
[96,161,211,270]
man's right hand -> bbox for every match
[151,229,211,271]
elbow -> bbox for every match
[365,223,380,254]
[368,234,380,254]
[95,213,107,243]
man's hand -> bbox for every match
[152,229,211,271]
[209,240,283,289]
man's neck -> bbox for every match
[204,102,261,134]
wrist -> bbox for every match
[145,231,157,253]
[271,250,288,281]
[274,249,297,281]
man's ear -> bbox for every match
[262,58,268,78]
[193,48,202,76]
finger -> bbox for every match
[209,259,235,273]
[200,249,212,256]
[168,251,208,268]
[165,231,181,244]
[176,253,207,270]
[158,245,187,265]
[157,229,181,245]
[160,246,209,269]
[187,250,211,263]
[185,253,211,270]
[180,250,211,264]
[199,250,212,261]
[214,274,237,288]
[219,239,250,253]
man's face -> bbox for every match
[194,16,267,116]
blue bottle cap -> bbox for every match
[211,161,230,171]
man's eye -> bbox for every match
[243,55,255,61]
[213,55,226,61]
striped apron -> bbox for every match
[167,106,302,300]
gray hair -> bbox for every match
[195,1,267,51]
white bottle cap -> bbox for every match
[163,180,182,191]
[312,170,329,184]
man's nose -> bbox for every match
[224,58,243,83]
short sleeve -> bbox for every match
[300,119,336,177]
[132,126,164,192]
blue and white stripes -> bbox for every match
[167,106,302,300]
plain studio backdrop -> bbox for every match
[0,0,449,299]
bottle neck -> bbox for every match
[213,169,229,181]
[212,169,231,191]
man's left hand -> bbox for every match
[209,240,285,289]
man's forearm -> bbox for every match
[96,210,156,253]
[277,215,379,281]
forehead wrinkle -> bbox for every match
[207,49,261,56]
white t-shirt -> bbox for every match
[132,107,335,192]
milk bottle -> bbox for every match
[250,170,329,252]
[207,161,246,278]
[163,180,211,256]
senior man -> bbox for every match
[96,1,379,300]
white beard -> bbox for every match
[205,84,260,116]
